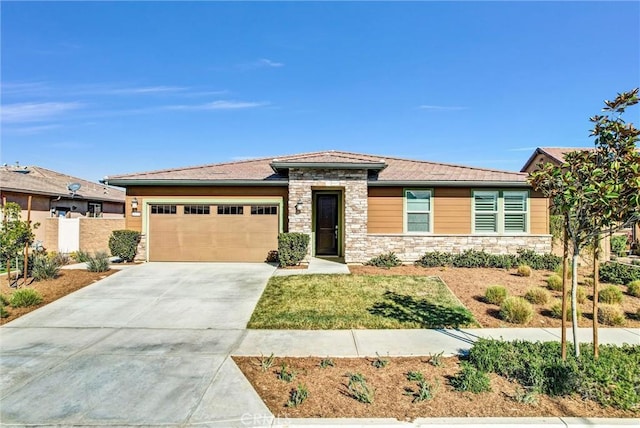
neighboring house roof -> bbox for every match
[0,165,125,203]
[520,147,592,172]
[105,150,528,187]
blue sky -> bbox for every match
[1,1,638,182]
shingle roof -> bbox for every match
[0,165,125,202]
[520,147,596,172]
[105,150,527,186]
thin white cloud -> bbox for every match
[1,102,84,123]
[236,58,285,70]
[418,105,468,111]
[0,81,49,96]
[258,58,284,68]
[104,86,189,95]
[1,124,63,135]
[164,100,268,111]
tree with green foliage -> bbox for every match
[0,202,36,280]
[529,89,640,358]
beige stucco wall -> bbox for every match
[79,218,126,254]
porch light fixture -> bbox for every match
[131,197,139,210]
[295,200,303,214]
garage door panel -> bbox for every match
[148,204,279,262]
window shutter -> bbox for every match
[474,192,498,232]
[504,192,527,232]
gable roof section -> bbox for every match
[1,165,125,203]
[520,147,593,172]
[105,150,528,187]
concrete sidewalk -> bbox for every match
[235,327,640,357]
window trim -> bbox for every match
[403,188,433,234]
[472,189,530,234]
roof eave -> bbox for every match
[368,180,530,188]
[103,178,289,187]
[0,187,125,202]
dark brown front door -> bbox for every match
[316,194,339,255]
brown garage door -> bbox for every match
[148,204,279,262]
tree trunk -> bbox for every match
[593,235,600,359]
[561,226,569,360]
[571,251,580,358]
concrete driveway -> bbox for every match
[0,262,277,427]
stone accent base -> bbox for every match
[350,234,553,263]
[135,234,147,262]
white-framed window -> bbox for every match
[404,189,432,233]
[503,191,528,233]
[472,190,529,233]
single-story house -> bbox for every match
[104,151,551,263]
[1,164,125,252]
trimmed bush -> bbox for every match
[365,252,402,269]
[108,230,141,262]
[550,300,582,320]
[626,280,640,297]
[415,251,452,267]
[597,304,625,326]
[516,264,532,277]
[524,287,550,305]
[599,262,640,285]
[500,297,534,325]
[9,288,43,308]
[546,274,563,291]
[515,249,561,271]
[598,286,624,305]
[86,252,111,273]
[484,285,507,305]
[277,233,310,267]
[31,255,60,280]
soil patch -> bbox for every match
[234,355,637,420]
[1,269,118,325]
[349,265,640,328]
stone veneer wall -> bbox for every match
[287,168,368,262]
[357,234,553,263]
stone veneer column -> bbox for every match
[287,168,368,263]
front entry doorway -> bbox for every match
[315,193,340,256]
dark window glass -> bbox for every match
[217,205,244,215]
[250,205,277,215]
[151,205,177,214]
[184,205,210,215]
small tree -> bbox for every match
[0,202,36,279]
[529,89,640,358]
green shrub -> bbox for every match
[517,264,532,277]
[524,287,550,305]
[277,363,296,383]
[108,230,141,262]
[277,232,310,267]
[9,288,43,307]
[414,251,452,267]
[450,362,491,393]
[365,252,401,269]
[500,297,533,325]
[48,252,70,266]
[286,384,309,408]
[626,280,640,297]
[516,249,562,271]
[0,294,9,306]
[549,215,563,245]
[576,286,587,304]
[599,262,640,285]
[347,373,374,404]
[410,379,438,403]
[484,285,508,305]
[70,250,91,263]
[610,235,628,257]
[632,259,640,266]
[86,252,111,273]
[468,339,640,410]
[0,305,9,318]
[31,255,60,280]
[413,249,559,270]
[550,300,582,320]
[546,274,563,291]
[597,304,625,326]
[319,358,335,369]
[598,285,624,304]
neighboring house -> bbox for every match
[1,164,126,252]
[522,146,639,251]
[104,151,551,263]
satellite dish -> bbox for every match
[68,182,81,195]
